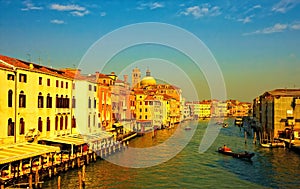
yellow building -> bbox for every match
[0,55,74,144]
[199,101,211,118]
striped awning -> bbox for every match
[0,143,60,165]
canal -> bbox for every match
[43,119,300,188]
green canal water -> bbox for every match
[43,119,300,188]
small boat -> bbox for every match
[184,126,192,130]
[218,147,255,159]
[260,142,285,148]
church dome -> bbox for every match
[140,68,156,86]
[140,76,156,86]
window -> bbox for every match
[19,91,26,108]
[103,80,106,84]
[145,115,148,119]
[61,81,64,88]
[47,79,50,86]
[149,101,153,106]
[8,118,14,136]
[139,115,142,119]
[20,118,25,135]
[46,94,52,108]
[89,84,92,91]
[47,117,50,131]
[72,116,76,128]
[7,74,14,81]
[93,115,96,127]
[72,83,75,89]
[8,90,13,107]
[72,96,76,108]
[140,108,142,112]
[145,108,148,112]
[94,98,96,109]
[19,74,27,83]
[140,101,142,105]
[60,116,63,130]
[38,117,42,132]
[65,116,68,130]
[66,82,68,89]
[39,77,42,85]
[145,101,148,105]
[94,86,96,92]
[38,92,44,108]
[55,116,58,130]
[88,115,90,128]
[56,80,59,87]
[88,97,91,108]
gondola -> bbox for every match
[218,147,255,159]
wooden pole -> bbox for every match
[29,174,33,189]
[35,168,39,188]
[253,131,257,144]
[78,171,82,189]
[57,176,61,189]
[244,130,247,144]
[82,165,86,186]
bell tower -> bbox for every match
[132,67,141,88]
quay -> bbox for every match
[0,132,137,189]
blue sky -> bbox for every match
[0,0,300,102]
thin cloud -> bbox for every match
[50,4,85,11]
[100,12,106,17]
[50,3,89,17]
[50,19,65,24]
[180,4,221,19]
[21,0,43,11]
[137,2,164,10]
[272,0,299,13]
[237,15,254,24]
[290,22,300,30]
[243,23,288,36]
[71,10,90,17]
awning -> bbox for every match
[39,136,86,146]
[0,143,60,165]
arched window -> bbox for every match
[88,115,91,128]
[65,116,68,130]
[46,94,52,108]
[88,97,91,108]
[60,116,63,130]
[47,117,50,131]
[72,116,76,128]
[20,118,25,135]
[19,91,26,108]
[38,117,42,132]
[55,116,58,130]
[38,92,43,108]
[93,114,96,127]
[8,118,14,136]
[8,90,13,107]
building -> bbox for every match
[253,89,300,140]
[0,55,74,144]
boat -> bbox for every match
[184,126,192,130]
[234,117,243,127]
[218,147,255,159]
[260,141,285,148]
[222,123,228,128]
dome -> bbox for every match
[140,76,156,86]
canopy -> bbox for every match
[0,143,60,165]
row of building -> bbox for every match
[0,54,253,145]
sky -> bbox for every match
[0,0,300,102]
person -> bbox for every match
[222,144,231,152]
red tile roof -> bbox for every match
[0,54,73,79]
